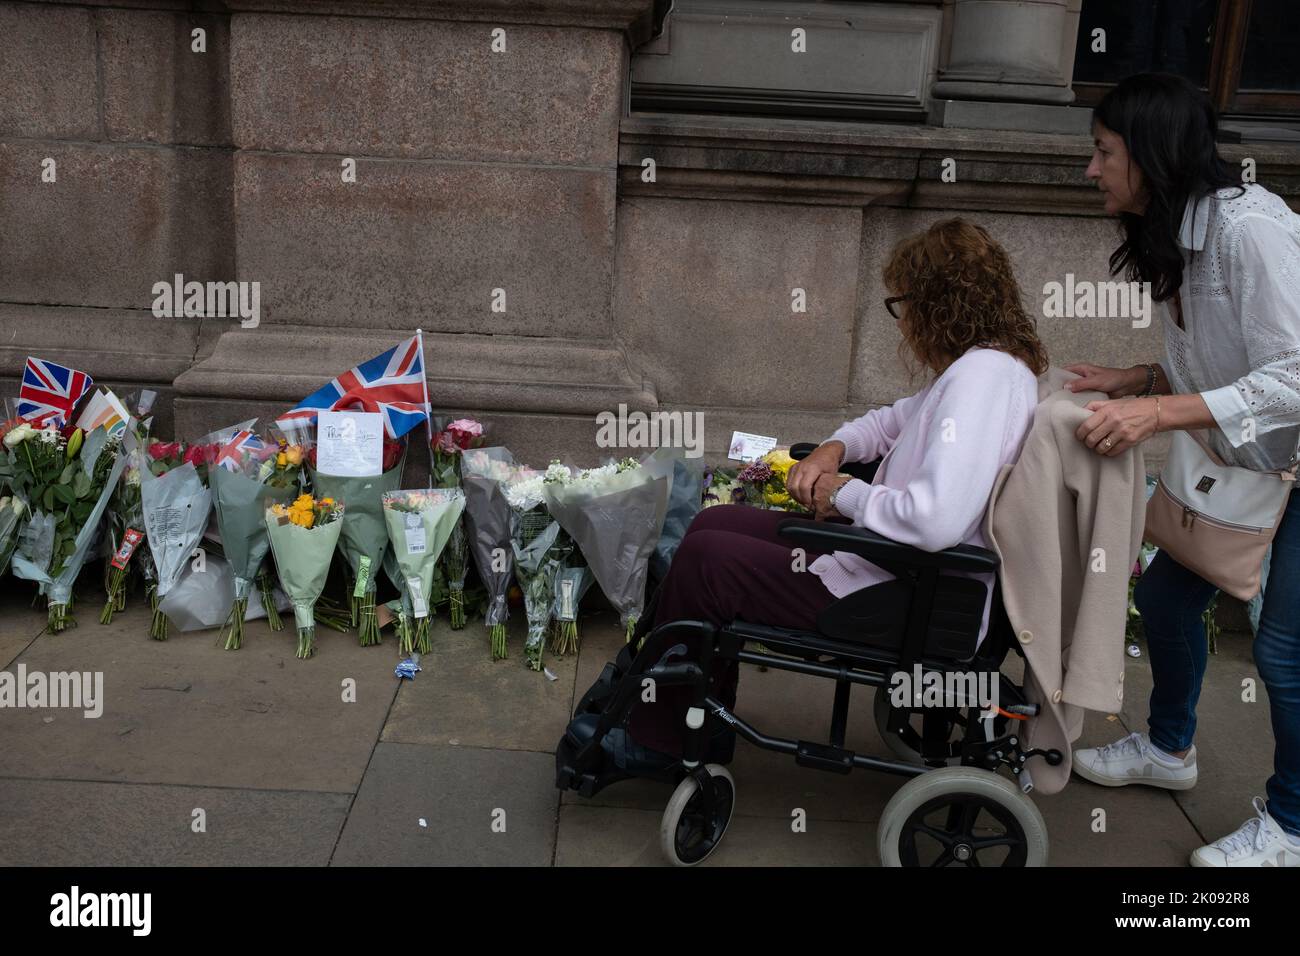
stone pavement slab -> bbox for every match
[380,614,582,752]
[0,588,45,669]
[0,602,399,793]
[0,777,350,866]
[555,804,878,866]
[330,741,557,866]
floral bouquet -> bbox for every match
[737,449,809,512]
[303,428,406,647]
[209,428,298,649]
[381,488,465,654]
[702,465,744,509]
[430,417,485,630]
[461,447,520,659]
[503,464,571,671]
[541,454,671,642]
[7,420,128,631]
[0,493,24,578]
[95,389,157,622]
[550,556,595,657]
[0,412,26,577]
[265,494,345,659]
[139,440,211,640]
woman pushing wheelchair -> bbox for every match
[1063,74,1300,868]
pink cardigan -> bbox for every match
[810,348,1038,646]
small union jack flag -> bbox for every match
[215,430,266,472]
[277,334,429,440]
[18,356,94,427]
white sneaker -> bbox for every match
[1191,798,1300,867]
[1071,731,1198,790]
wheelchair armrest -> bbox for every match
[776,518,1000,574]
[790,441,878,484]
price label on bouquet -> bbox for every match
[728,430,778,462]
[403,513,426,555]
[111,529,144,569]
[318,411,383,477]
[408,578,428,617]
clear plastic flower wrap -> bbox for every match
[461,447,521,659]
[541,453,672,642]
[503,466,570,671]
[208,426,297,649]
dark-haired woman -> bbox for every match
[1066,73,1300,868]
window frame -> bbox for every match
[1071,0,1300,119]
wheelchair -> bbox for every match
[555,442,1063,867]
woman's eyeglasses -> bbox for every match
[885,295,911,320]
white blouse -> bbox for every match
[1164,183,1300,472]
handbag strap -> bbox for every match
[1183,428,1297,483]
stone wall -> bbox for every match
[3,0,1300,474]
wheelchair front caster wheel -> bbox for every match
[660,764,735,866]
[877,766,1048,867]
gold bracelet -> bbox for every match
[1154,396,1161,432]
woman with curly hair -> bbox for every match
[621,218,1048,761]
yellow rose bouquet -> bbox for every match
[265,494,345,659]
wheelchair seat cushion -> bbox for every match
[815,574,989,660]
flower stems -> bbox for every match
[551,618,579,657]
[296,625,316,659]
[222,598,246,650]
[449,585,466,630]
[357,588,381,646]
[48,600,75,633]
[148,584,169,641]
[489,622,507,660]
[99,566,128,625]
[258,571,282,631]
[414,616,431,655]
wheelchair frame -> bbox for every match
[554,445,1063,866]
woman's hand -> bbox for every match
[812,473,853,520]
[788,440,845,510]
[1076,397,1160,456]
[1063,363,1147,399]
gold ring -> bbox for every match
[1101,437,1113,450]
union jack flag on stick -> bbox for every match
[277,333,430,440]
[18,356,94,426]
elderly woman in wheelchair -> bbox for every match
[556,218,1066,866]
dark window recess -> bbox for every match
[1072,0,1218,87]
[1239,0,1300,92]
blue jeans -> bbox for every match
[1135,488,1300,836]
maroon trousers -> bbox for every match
[625,504,840,755]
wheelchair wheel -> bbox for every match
[877,766,1048,867]
[660,765,735,867]
[872,687,1007,766]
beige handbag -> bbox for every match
[1145,429,1296,600]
